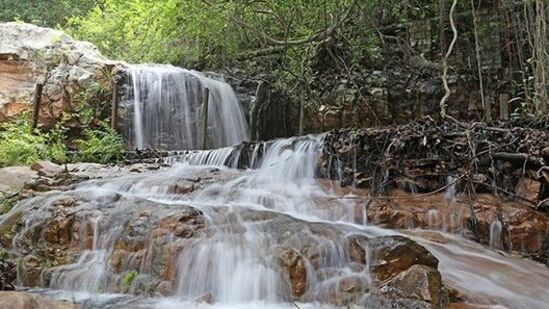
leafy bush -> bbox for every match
[0,117,125,167]
[76,122,125,164]
[0,118,67,167]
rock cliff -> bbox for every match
[0,22,121,127]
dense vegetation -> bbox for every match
[0,0,548,165]
[60,0,548,117]
[0,0,101,28]
[0,117,124,167]
[1,1,547,108]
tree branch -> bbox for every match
[232,0,356,47]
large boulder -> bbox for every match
[0,22,123,127]
[0,166,37,191]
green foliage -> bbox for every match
[0,0,101,27]
[76,123,125,164]
[76,67,115,127]
[0,116,124,167]
[0,194,17,215]
[121,270,138,288]
[66,0,182,63]
[64,0,366,68]
[0,117,67,167]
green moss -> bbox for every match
[121,270,138,288]
[0,199,15,215]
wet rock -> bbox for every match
[31,161,64,178]
[380,264,442,306]
[0,166,37,191]
[130,274,160,296]
[18,255,43,287]
[0,210,23,248]
[277,247,307,297]
[0,252,16,291]
[172,183,195,195]
[155,280,173,296]
[358,292,434,309]
[195,292,214,304]
[313,275,369,306]
[367,236,439,282]
[110,249,129,273]
[24,178,55,192]
[0,292,78,309]
[42,213,76,246]
[52,196,78,208]
[129,164,145,173]
[368,206,417,229]
[348,234,368,264]
[0,178,449,306]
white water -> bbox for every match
[5,136,549,308]
[126,64,249,150]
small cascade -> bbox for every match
[162,147,239,167]
[444,175,457,203]
[255,135,324,180]
[427,208,439,227]
[489,218,503,249]
[160,134,325,174]
[124,64,249,150]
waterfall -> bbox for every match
[124,64,249,150]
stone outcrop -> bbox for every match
[0,166,38,191]
[364,189,549,266]
[321,119,549,264]
[0,22,122,128]
[380,264,443,307]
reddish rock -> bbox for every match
[0,22,121,128]
[31,161,64,178]
[18,255,42,287]
[367,236,439,282]
[277,247,308,297]
[380,264,443,306]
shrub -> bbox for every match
[76,122,125,164]
[0,117,67,167]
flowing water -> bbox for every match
[4,135,548,308]
[489,218,503,250]
[123,64,249,150]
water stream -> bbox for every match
[3,135,547,308]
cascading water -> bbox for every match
[2,136,549,308]
[124,64,249,150]
[489,218,503,249]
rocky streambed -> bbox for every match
[1,134,549,308]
